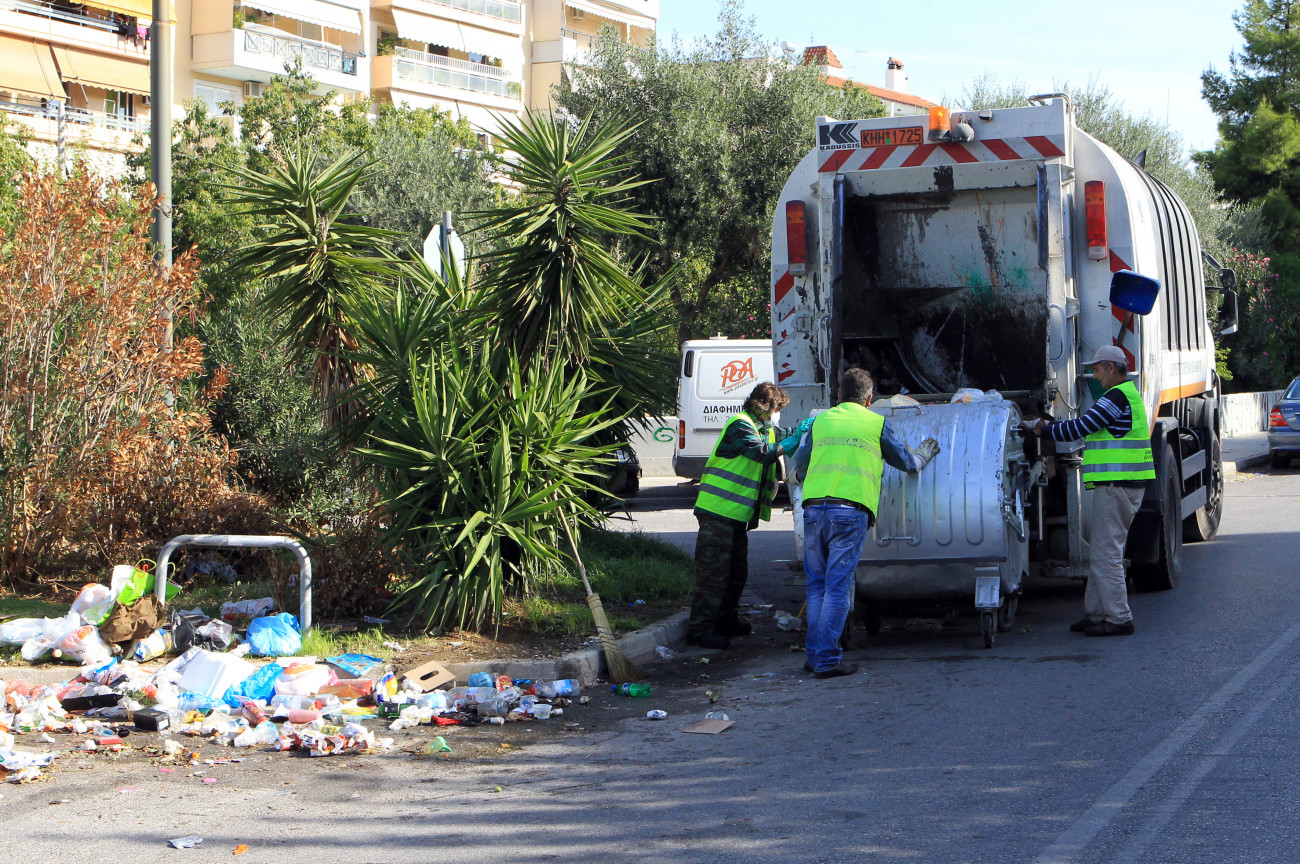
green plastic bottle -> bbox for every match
[612,683,651,697]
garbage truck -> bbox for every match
[771,94,1239,646]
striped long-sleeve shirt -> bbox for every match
[1043,387,1133,442]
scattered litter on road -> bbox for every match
[654,645,676,660]
[704,712,730,721]
[169,836,203,849]
[646,710,668,720]
[705,690,722,703]
[694,657,710,664]
[682,718,735,735]
[774,610,802,631]
[233,845,248,855]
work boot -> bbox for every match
[687,632,731,649]
[814,662,859,679]
[719,618,753,637]
[1069,618,1097,633]
[1084,620,1135,637]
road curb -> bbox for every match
[444,610,689,686]
[1226,453,1270,475]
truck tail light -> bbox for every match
[678,419,686,449]
[1085,180,1108,261]
[1270,406,1287,428]
[928,106,950,140]
[785,201,807,276]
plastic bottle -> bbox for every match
[534,679,581,698]
[476,696,510,718]
[467,671,494,688]
[611,683,651,698]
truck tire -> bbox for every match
[1183,434,1223,542]
[1132,444,1182,592]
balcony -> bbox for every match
[191,24,369,94]
[14,0,123,33]
[387,46,520,99]
[242,28,358,76]
[429,0,519,24]
[0,95,148,151]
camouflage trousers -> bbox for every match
[689,513,749,638]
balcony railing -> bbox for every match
[561,28,597,48]
[14,0,127,33]
[428,0,520,24]
[0,97,149,135]
[243,28,358,75]
[392,46,520,99]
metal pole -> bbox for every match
[149,0,172,272]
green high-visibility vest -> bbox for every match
[695,413,776,523]
[1082,379,1156,483]
[802,402,885,513]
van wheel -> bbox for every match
[1132,445,1182,592]
[1184,434,1223,542]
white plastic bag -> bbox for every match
[57,625,112,665]
[0,618,43,646]
[71,583,115,625]
[19,612,81,661]
[273,663,332,697]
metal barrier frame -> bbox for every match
[154,535,313,634]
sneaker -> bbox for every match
[814,662,859,679]
[1084,620,1135,637]
[687,632,731,649]
[720,619,753,637]
[1069,618,1097,633]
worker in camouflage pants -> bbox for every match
[689,382,810,649]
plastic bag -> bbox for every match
[19,612,82,661]
[112,564,180,606]
[0,618,43,646]
[195,619,234,651]
[246,613,301,657]
[71,584,115,625]
[273,663,330,697]
[57,625,112,665]
[222,662,282,707]
[221,598,276,622]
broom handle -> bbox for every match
[557,506,596,596]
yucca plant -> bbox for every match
[225,148,400,428]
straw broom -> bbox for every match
[557,508,644,684]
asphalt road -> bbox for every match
[6,468,1300,863]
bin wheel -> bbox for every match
[997,594,1019,633]
[859,601,883,636]
[981,611,996,649]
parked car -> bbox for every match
[1268,375,1300,469]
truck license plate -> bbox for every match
[860,127,923,148]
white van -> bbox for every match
[673,338,774,480]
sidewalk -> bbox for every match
[1222,431,1269,473]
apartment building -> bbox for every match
[802,47,939,118]
[0,0,655,173]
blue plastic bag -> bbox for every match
[222,661,282,707]
[245,613,301,657]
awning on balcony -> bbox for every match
[565,0,654,31]
[0,35,68,99]
[391,10,520,63]
[245,0,362,34]
[84,0,174,21]
[51,45,150,96]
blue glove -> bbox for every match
[796,417,814,436]
[778,418,814,455]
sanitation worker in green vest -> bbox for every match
[792,369,939,678]
[689,382,811,650]
[1024,345,1155,637]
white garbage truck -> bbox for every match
[771,95,1239,646]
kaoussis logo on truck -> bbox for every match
[719,358,756,394]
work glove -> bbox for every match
[778,417,815,455]
[796,417,814,436]
[912,437,940,466]
[1019,419,1045,437]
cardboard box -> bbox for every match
[401,660,454,693]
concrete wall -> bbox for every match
[1221,391,1284,438]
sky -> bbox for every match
[655,0,1247,156]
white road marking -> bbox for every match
[1033,622,1300,864]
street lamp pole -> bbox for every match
[149,0,172,346]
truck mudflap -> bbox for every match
[856,396,1030,607]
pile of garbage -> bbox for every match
[0,565,585,784]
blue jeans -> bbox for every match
[803,504,869,672]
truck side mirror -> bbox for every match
[1218,268,1237,291]
[1218,289,1239,337]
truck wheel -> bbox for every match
[1184,434,1223,542]
[1132,445,1183,592]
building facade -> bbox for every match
[801,46,939,118]
[0,0,656,172]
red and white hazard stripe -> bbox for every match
[817,135,1067,173]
